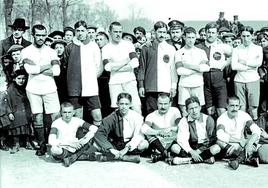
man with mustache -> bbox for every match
[21,24,61,156]
[216,95,261,170]
[141,92,181,164]
[0,18,31,65]
[138,21,177,115]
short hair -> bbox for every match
[198,28,206,34]
[184,27,196,35]
[240,26,254,35]
[117,93,132,102]
[64,26,75,35]
[185,96,200,109]
[205,22,218,32]
[157,92,171,101]
[154,21,167,31]
[133,26,146,36]
[227,95,240,104]
[60,102,74,110]
[74,20,87,29]
[32,24,46,35]
[97,31,109,40]
[109,21,121,31]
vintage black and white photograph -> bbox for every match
[1,0,268,187]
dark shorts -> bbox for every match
[204,71,227,108]
[52,149,72,160]
[69,96,101,111]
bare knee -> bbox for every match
[170,143,182,155]
[137,140,149,151]
[50,145,63,156]
[210,144,221,155]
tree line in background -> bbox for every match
[0,0,154,40]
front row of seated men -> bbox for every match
[48,92,268,170]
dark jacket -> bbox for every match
[7,83,32,128]
[94,110,125,151]
[0,91,12,128]
[0,35,31,57]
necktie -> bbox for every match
[16,39,20,44]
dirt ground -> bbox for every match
[1,148,268,188]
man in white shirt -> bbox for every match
[141,93,181,164]
[176,27,210,116]
[49,102,98,167]
[217,95,261,170]
[102,22,141,114]
[22,24,60,156]
[231,26,263,121]
[175,96,220,165]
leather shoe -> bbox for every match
[228,159,239,170]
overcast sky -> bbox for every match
[95,0,268,21]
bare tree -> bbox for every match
[61,0,82,28]
[3,0,14,36]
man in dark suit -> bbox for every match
[0,18,31,62]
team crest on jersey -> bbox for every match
[213,52,222,60]
[163,55,170,63]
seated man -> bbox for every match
[256,112,268,163]
[217,95,261,170]
[48,102,98,167]
[93,93,149,163]
[175,96,220,165]
[141,92,182,164]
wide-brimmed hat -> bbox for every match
[51,39,67,49]
[8,18,30,30]
[122,32,137,44]
[48,30,64,39]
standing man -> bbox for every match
[231,26,263,121]
[141,93,181,163]
[22,24,61,156]
[167,20,185,50]
[0,18,31,63]
[176,27,210,116]
[196,22,232,117]
[138,21,177,115]
[216,12,230,29]
[176,96,220,164]
[102,21,141,114]
[62,21,102,126]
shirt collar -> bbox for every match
[13,37,22,44]
[187,113,204,123]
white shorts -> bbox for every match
[27,91,60,114]
[109,80,141,108]
[178,85,205,106]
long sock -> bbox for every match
[200,149,213,160]
[150,138,167,157]
[35,127,45,145]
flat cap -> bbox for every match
[168,20,184,30]
[7,44,23,54]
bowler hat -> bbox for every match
[168,20,184,30]
[8,18,30,30]
[7,44,24,55]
